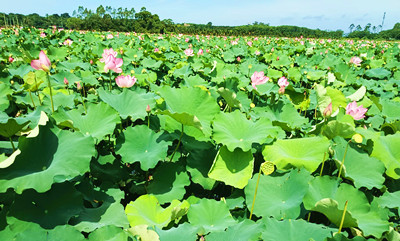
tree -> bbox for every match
[349,24,355,33]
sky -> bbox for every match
[2,0,400,32]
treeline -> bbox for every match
[348,23,400,40]
[0,5,400,39]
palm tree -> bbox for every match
[349,24,355,33]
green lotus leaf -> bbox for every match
[346,86,366,102]
[98,88,157,120]
[213,110,283,152]
[186,147,217,190]
[70,182,129,233]
[187,198,236,234]
[53,102,120,140]
[307,70,326,81]
[208,146,254,189]
[333,137,385,189]
[365,68,391,79]
[7,182,84,229]
[217,87,242,109]
[128,225,159,241]
[303,176,389,237]
[88,225,135,241]
[316,84,347,114]
[262,136,330,172]
[252,99,308,130]
[377,191,400,210]
[261,218,337,241]
[125,194,187,229]
[157,86,220,140]
[370,132,400,179]
[245,168,311,219]
[207,219,264,241]
[0,82,13,111]
[323,120,356,139]
[0,117,30,138]
[0,219,85,241]
[155,223,197,241]
[157,110,202,130]
[380,99,400,122]
[0,122,95,193]
[116,125,171,171]
[147,162,191,204]
[327,233,370,241]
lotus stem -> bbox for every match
[338,140,351,179]
[28,90,36,109]
[249,167,262,220]
[338,200,348,233]
[80,90,87,114]
[47,74,54,112]
[320,152,327,176]
[9,137,16,152]
[170,124,184,162]
[147,113,150,128]
[109,72,113,91]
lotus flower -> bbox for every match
[197,49,204,56]
[31,50,51,72]
[278,77,289,88]
[63,39,73,46]
[277,76,289,94]
[100,48,118,62]
[104,55,123,73]
[184,48,194,56]
[349,56,362,66]
[346,101,367,120]
[64,77,69,85]
[115,75,136,88]
[8,56,14,63]
[251,71,269,90]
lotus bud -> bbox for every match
[323,103,332,118]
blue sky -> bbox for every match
[2,0,399,32]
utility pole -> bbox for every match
[381,12,386,31]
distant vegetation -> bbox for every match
[0,5,399,39]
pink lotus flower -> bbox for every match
[197,49,204,56]
[115,75,136,88]
[154,47,159,53]
[64,77,69,85]
[237,56,241,62]
[255,50,260,55]
[40,32,46,38]
[247,41,252,47]
[100,48,118,62]
[76,82,82,90]
[278,76,289,88]
[346,101,367,120]
[104,55,123,73]
[251,71,269,90]
[349,57,362,66]
[31,50,51,72]
[184,48,194,57]
[107,34,114,39]
[8,56,14,63]
[185,38,189,42]
[63,39,73,46]
[146,104,151,113]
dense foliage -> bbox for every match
[0,5,347,38]
[1,27,400,240]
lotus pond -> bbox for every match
[1,27,400,240]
